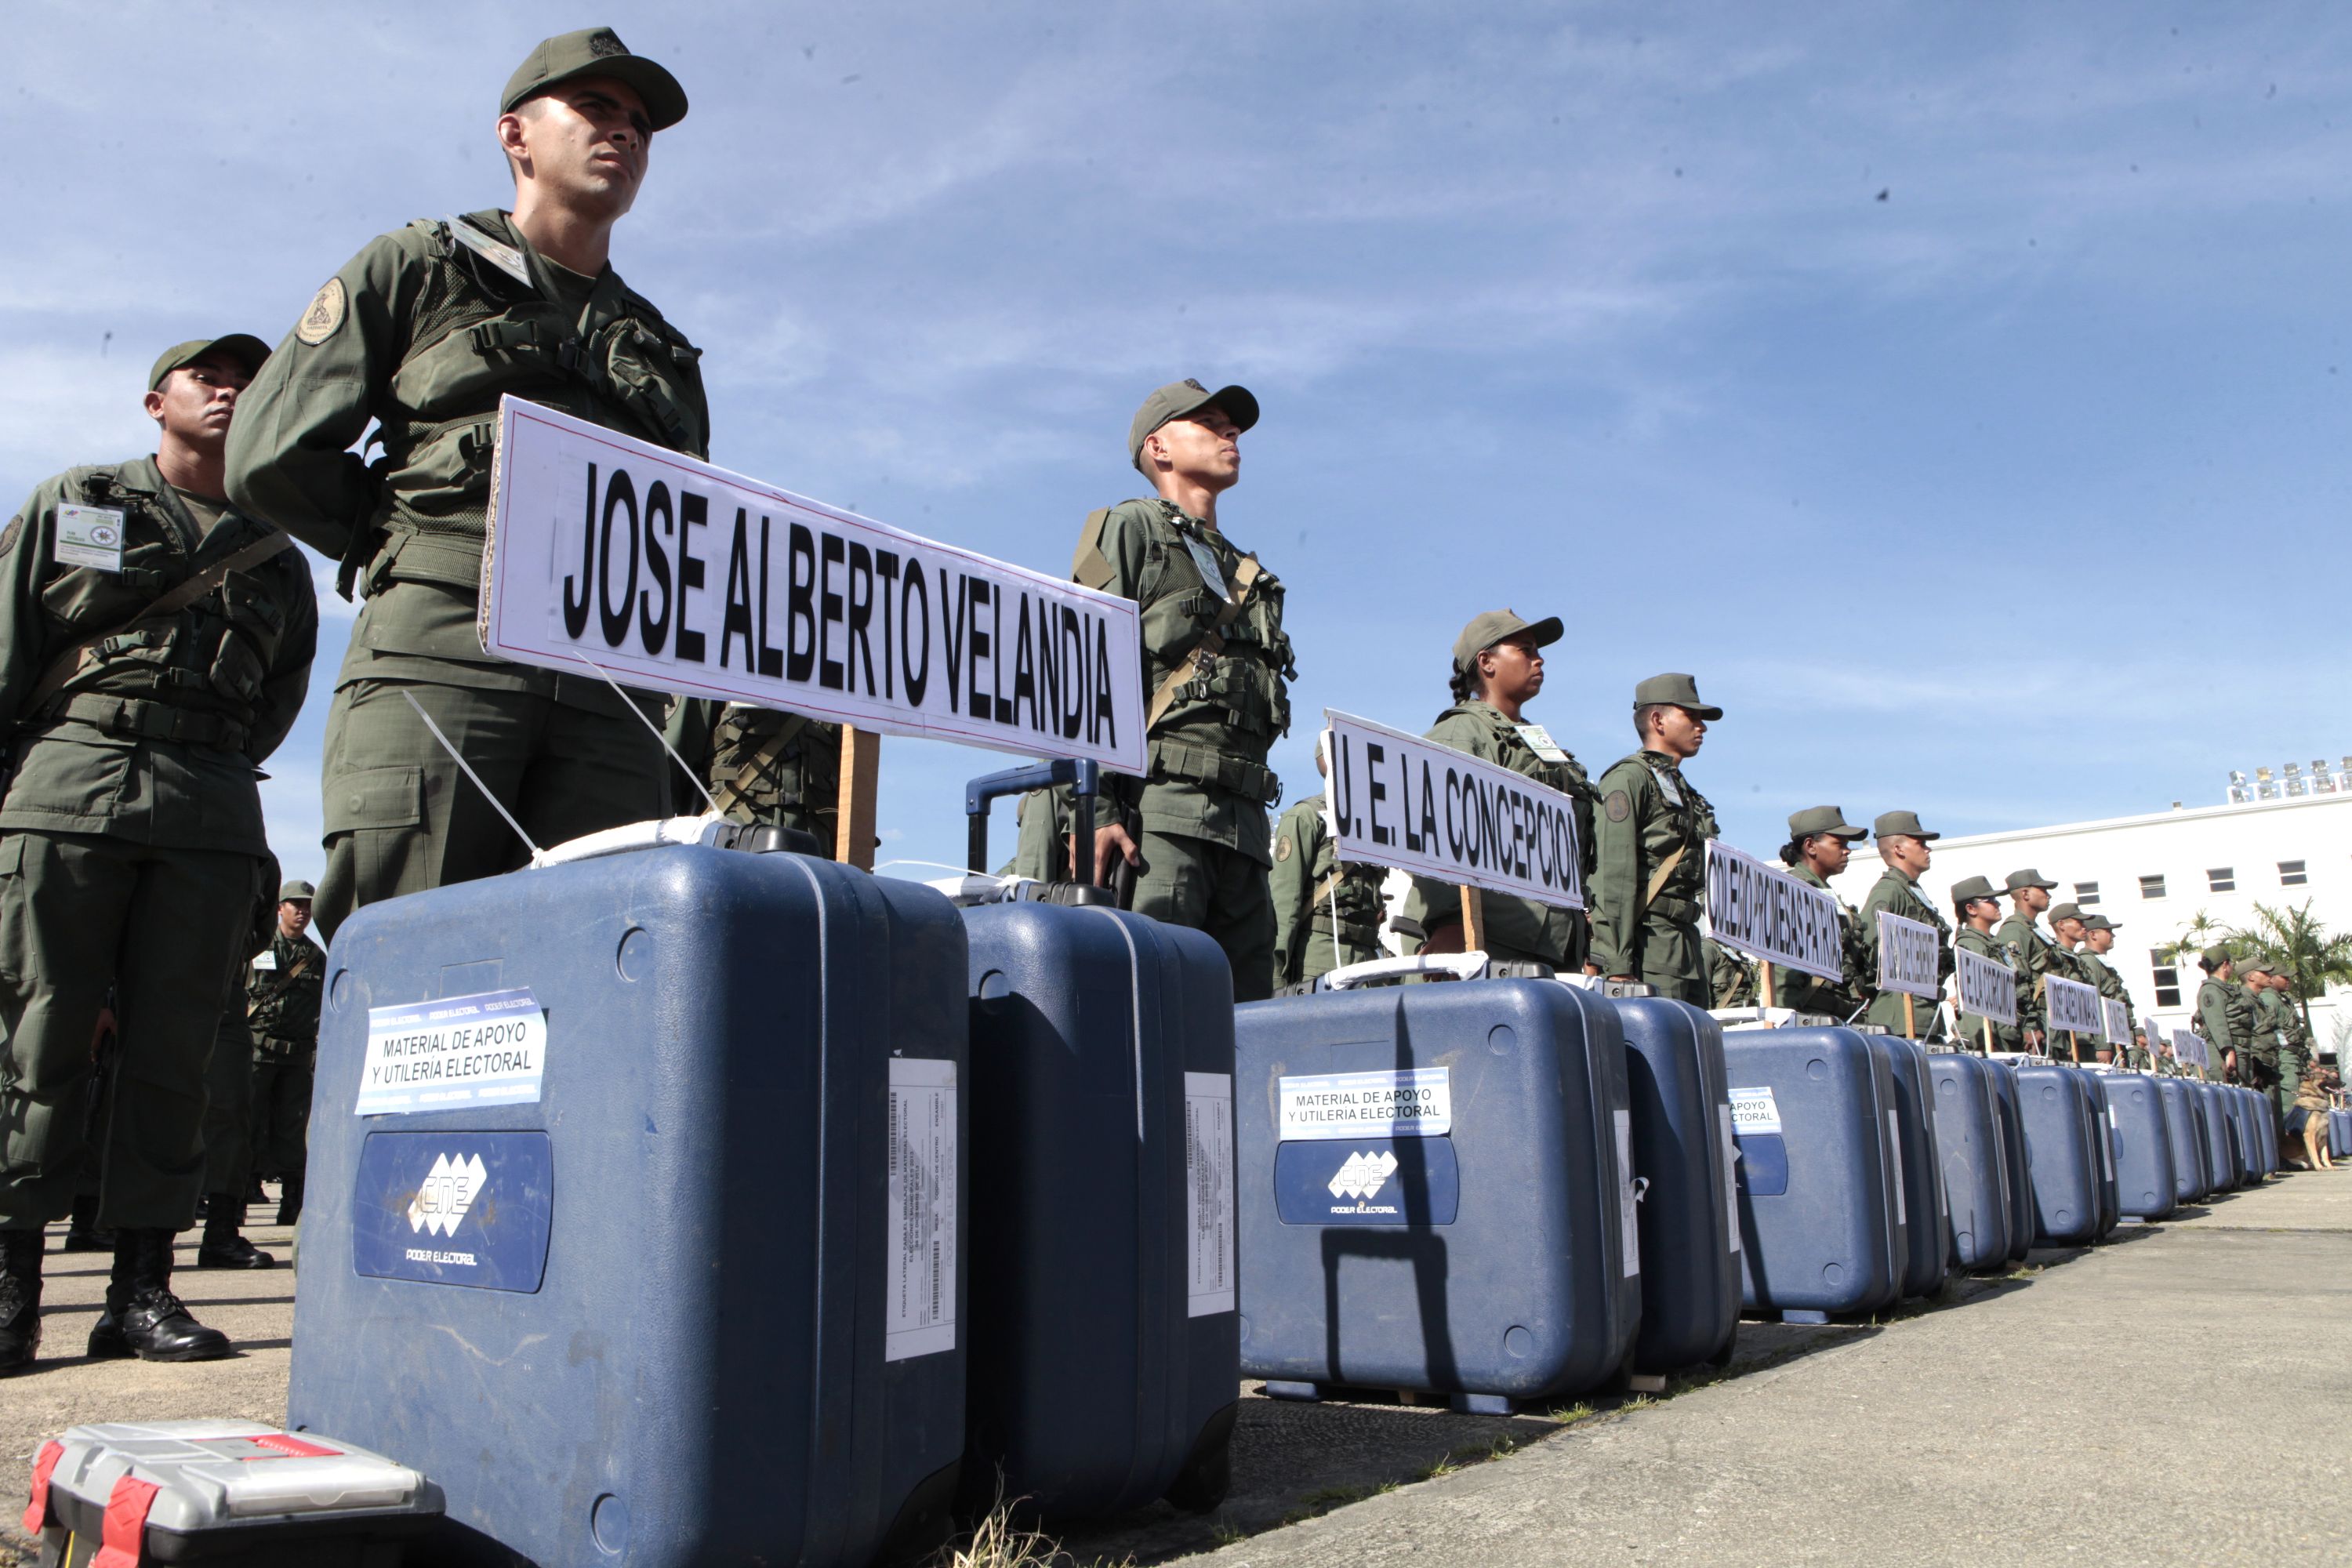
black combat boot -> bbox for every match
[274,1172,304,1228]
[0,1228,42,1374]
[61,1192,114,1253]
[88,1229,232,1362]
[197,1200,277,1270]
[245,1172,270,1204]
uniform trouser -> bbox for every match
[2274,1047,2308,1126]
[1628,916,1708,1008]
[0,830,260,1230]
[1866,990,1945,1040]
[316,675,669,939]
[250,1044,314,1181]
[201,1010,256,1199]
[1132,829,1276,1004]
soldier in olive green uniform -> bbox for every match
[2265,968,2312,1125]
[2077,914,2137,1066]
[2195,946,2251,1085]
[1995,869,2060,1058]
[227,30,704,938]
[1589,675,1722,1006]
[2236,959,2284,1110]
[194,997,273,1272]
[1010,786,1074,881]
[1401,611,1595,970]
[1706,938,1757,1008]
[1,336,316,1372]
[247,880,324,1225]
[1950,876,2011,1050]
[2043,902,2098,1061]
[1076,380,1292,1002]
[1269,760,1385,992]
[1857,810,1951,1039]
[1765,807,1872,1019]
[664,702,842,851]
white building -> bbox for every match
[1828,764,2352,1056]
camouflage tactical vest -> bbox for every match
[1123,500,1295,747]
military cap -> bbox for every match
[2084,913,2118,931]
[279,879,315,902]
[1632,672,1722,720]
[1788,805,1866,841]
[2002,868,2058,893]
[1950,874,2000,908]
[2238,956,2270,977]
[1127,378,1259,470]
[503,27,688,132]
[1452,609,1563,673]
[1872,809,1939,841]
[2047,902,2086,924]
[2200,944,2234,968]
[147,335,268,393]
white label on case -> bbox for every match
[1718,1104,1742,1253]
[1277,1066,1450,1140]
[1728,1085,1781,1136]
[1615,1108,1640,1277]
[1185,1072,1236,1316]
[886,1057,958,1361]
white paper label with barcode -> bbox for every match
[1614,1108,1640,1277]
[1718,1104,1741,1253]
[886,1057,957,1361]
[1185,1072,1236,1316]
[1887,1109,1906,1226]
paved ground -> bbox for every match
[5,1171,2347,1566]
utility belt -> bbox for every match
[254,1034,316,1061]
[1148,738,1281,808]
[359,518,488,599]
[29,692,249,753]
[1647,892,1701,925]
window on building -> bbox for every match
[2074,881,2100,906]
[2280,859,2309,887]
[2151,952,2181,1008]
[2139,874,2166,899]
[2208,867,2236,893]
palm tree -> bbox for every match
[2194,901,2352,1038]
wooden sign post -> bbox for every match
[1460,887,1487,955]
[835,725,880,870]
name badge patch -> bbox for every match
[1514,723,1570,764]
[1183,535,1231,601]
[55,505,125,572]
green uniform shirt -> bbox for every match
[226,209,707,713]
[1269,797,1383,990]
[2197,975,2249,1066]
[1857,867,1953,1037]
[1400,701,1595,968]
[1768,862,1871,1020]
[0,457,316,855]
[1705,938,1757,1008]
[1071,498,1292,863]
[246,928,325,1048]
[1994,913,2059,1040]
[1588,750,1716,982]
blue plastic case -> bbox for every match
[1613,994,1740,1373]
[2014,1064,2101,1245]
[290,843,970,1568]
[1926,1052,2013,1270]
[2100,1073,2178,1221]
[1877,1037,1949,1298]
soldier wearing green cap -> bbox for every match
[1269,751,1385,991]
[1588,674,1721,1005]
[1994,869,2060,1055]
[1857,810,1951,1038]
[2075,913,2136,1066]
[1070,379,1290,1000]
[2236,957,2283,1108]
[0,334,315,1371]
[2262,967,2312,1127]
[1399,610,1595,970]
[2195,946,2250,1083]
[1950,875,2011,1048]
[1763,807,1871,1018]
[246,879,324,1225]
[227,27,706,940]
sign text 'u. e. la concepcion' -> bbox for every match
[1319,711,1584,911]
[477,397,1146,773]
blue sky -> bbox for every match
[6,1,2348,887]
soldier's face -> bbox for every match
[280,900,311,938]
[1147,407,1243,488]
[2087,928,2113,953]
[1650,704,1705,758]
[1805,833,1852,876]
[143,350,251,455]
[507,77,652,218]
[1480,634,1544,703]
[1882,834,1929,877]
[1965,897,1998,924]
[2018,886,2049,915]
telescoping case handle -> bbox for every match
[1318,951,1496,991]
[964,759,1101,878]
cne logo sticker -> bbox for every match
[1327,1149,1399,1201]
[408,1152,488,1236]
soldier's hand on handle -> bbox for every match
[1093,821,1143,884]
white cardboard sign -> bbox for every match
[1319,711,1584,910]
[1875,911,1941,1000]
[2100,996,2131,1046]
[481,397,1146,774]
[2045,974,2105,1036]
[1956,947,2018,1026]
[2172,1028,2209,1068]
[1704,840,1843,982]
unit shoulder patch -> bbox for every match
[0,514,18,559]
[1604,789,1632,822]
[1274,836,1292,862]
[295,277,347,346]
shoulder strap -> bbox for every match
[710,713,812,817]
[1073,506,1117,590]
[1142,554,1265,734]
[1642,843,1687,908]
[20,529,297,720]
